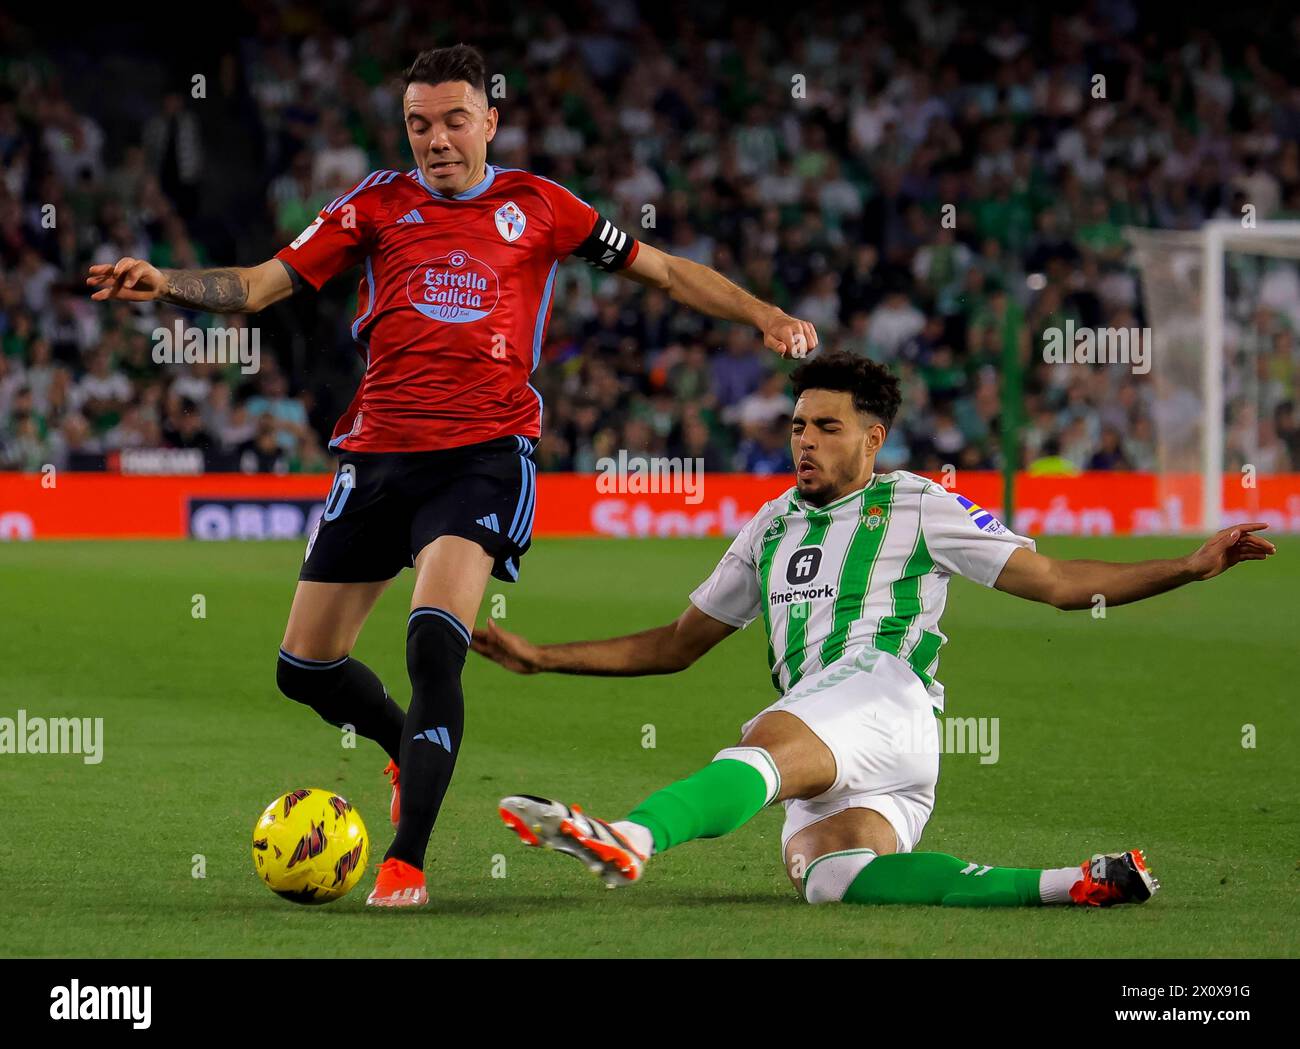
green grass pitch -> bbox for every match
[1,536,1296,958]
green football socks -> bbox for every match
[625,749,778,853]
[617,752,1078,910]
[811,850,1057,906]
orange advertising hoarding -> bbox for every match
[1,472,1298,541]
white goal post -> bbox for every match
[1126,220,1300,533]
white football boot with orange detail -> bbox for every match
[499,794,646,889]
[1069,849,1160,906]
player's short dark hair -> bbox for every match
[790,351,902,429]
[404,44,488,94]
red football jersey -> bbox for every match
[275,165,640,452]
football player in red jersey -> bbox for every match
[87,44,819,908]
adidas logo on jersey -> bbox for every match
[476,513,500,533]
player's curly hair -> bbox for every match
[404,43,488,93]
[790,351,902,429]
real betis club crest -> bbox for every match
[864,504,887,530]
[495,201,526,242]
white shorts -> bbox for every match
[740,647,939,857]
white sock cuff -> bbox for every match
[802,848,878,904]
[712,746,781,806]
[610,820,655,860]
[1039,866,1081,905]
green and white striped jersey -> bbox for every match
[689,470,1035,711]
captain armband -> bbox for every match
[572,214,636,272]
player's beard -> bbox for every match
[796,470,837,506]
[798,458,872,506]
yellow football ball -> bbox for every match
[251,789,369,905]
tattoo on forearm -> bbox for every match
[160,268,249,312]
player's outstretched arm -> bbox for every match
[471,604,736,677]
[993,523,1276,610]
[86,257,300,313]
[620,241,818,359]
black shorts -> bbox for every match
[299,435,538,585]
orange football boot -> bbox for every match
[383,760,400,826]
[365,857,427,908]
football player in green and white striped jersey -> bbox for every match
[475,351,1275,909]
[692,459,1034,706]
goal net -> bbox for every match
[1125,220,1300,533]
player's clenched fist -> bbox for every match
[86,257,167,302]
[762,309,819,359]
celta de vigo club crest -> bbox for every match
[495,200,526,242]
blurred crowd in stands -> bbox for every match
[2,1,1300,475]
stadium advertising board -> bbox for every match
[2,472,1299,540]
